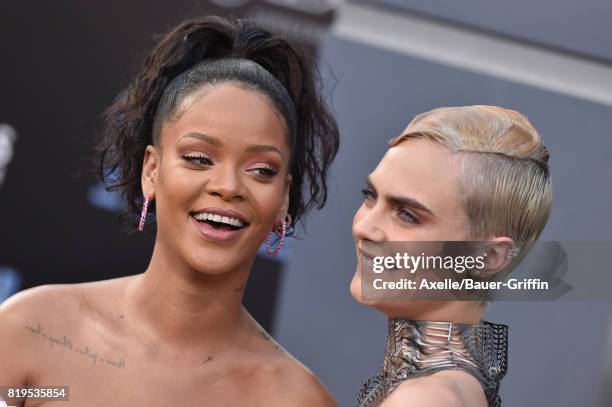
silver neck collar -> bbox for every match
[357,319,508,407]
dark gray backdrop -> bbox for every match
[275,2,612,406]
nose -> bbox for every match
[204,165,244,202]
[353,203,386,243]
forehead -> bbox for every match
[371,138,463,212]
[161,83,289,150]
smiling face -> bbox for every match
[142,82,292,275]
[350,138,470,313]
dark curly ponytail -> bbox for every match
[95,15,339,231]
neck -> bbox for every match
[383,318,507,406]
[382,300,486,324]
[356,316,508,407]
[124,239,253,348]
[383,319,483,380]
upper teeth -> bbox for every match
[193,212,244,227]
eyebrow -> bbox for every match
[366,176,436,217]
[178,132,283,157]
[179,132,222,146]
[245,144,283,156]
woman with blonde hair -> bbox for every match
[352,105,552,406]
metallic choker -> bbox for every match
[356,319,508,407]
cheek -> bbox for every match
[391,226,441,242]
[158,169,196,213]
[153,167,203,238]
[247,181,285,224]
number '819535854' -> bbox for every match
[0,386,69,401]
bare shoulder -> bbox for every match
[0,283,82,385]
[380,371,486,407]
[0,283,87,343]
[240,322,335,406]
[2,283,78,315]
[250,352,337,407]
[0,277,132,384]
[0,281,102,344]
[0,276,130,322]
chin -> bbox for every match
[189,247,248,276]
[349,271,361,303]
[350,269,399,315]
[350,270,375,307]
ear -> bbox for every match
[482,236,516,274]
[277,173,293,222]
[141,145,158,199]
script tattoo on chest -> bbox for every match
[25,323,127,369]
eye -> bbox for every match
[248,163,278,178]
[183,153,213,166]
[361,188,376,201]
[398,207,420,225]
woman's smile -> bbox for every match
[190,207,250,243]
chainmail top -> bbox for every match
[356,319,508,407]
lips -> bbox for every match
[190,207,250,243]
[359,249,376,261]
[356,242,378,275]
[357,241,376,261]
[192,207,248,224]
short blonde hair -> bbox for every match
[389,105,552,256]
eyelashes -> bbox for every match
[248,164,278,177]
[398,208,419,225]
[181,154,278,178]
[361,188,375,201]
[360,187,420,225]
[183,154,213,166]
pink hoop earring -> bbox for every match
[265,214,292,257]
[138,193,151,231]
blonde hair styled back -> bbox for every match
[389,105,552,255]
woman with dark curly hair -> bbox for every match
[0,16,339,406]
